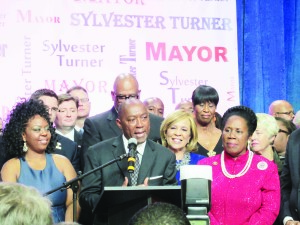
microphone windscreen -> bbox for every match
[128,138,137,145]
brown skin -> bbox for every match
[111,74,141,110]
[1,115,80,222]
[194,101,222,152]
[116,99,150,186]
[222,115,251,158]
[143,97,164,118]
[269,100,295,121]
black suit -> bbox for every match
[81,107,163,169]
[74,129,83,148]
[55,133,80,173]
[280,128,300,222]
[79,135,177,225]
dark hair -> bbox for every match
[275,117,296,134]
[66,85,88,94]
[214,112,223,129]
[128,202,191,225]
[221,106,257,136]
[2,99,57,159]
[57,93,79,108]
[30,89,58,100]
[191,85,219,106]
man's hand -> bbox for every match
[122,177,129,187]
[138,177,149,186]
[122,177,149,187]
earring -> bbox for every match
[23,141,28,152]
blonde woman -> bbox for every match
[250,113,281,173]
[160,110,205,184]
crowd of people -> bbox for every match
[0,72,299,225]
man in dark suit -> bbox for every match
[280,128,300,225]
[79,99,177,225]
[81,73,163,168]
[30,89,80,173]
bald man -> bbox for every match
[268,100,295,121]
[143,97,165,118]
[81,73,164,166]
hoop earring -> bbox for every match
[23,141,28,152]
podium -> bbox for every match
[94,186,182,225]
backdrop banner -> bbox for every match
[0,0,239,119]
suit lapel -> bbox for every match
[107,107,122,136]
[137,140,155,184]
[112,136,130,182]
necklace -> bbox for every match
[176,152,191,171]
[221,151,254,178]
[207,150,216,157]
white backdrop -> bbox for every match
[0,0,239,121]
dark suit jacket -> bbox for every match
[280,128,300,221]
[74,129,83,171]
[55,133,80,173]
[81,107,163,169]
[74,129,83,148]
[79,135,177,224]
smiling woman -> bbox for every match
[0,99,79,223]
[160,110,205,184]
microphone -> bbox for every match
[127,138,137,173]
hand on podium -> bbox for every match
[122,177,149,187]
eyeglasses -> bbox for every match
[276,111,294,116]
[114,94,139,101]
[278,129,289,135]
[45,106,58,113]
[75,97,89,103]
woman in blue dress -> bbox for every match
[1,99,79,223]
[160,110,206,184]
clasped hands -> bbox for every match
[122,177,149,187]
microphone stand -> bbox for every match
[43,153,128,222]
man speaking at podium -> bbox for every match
[79,99,177,225]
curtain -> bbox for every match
[237,0,300,113]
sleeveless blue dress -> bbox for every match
[18,153,67,223]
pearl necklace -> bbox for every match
[221,151,254,179]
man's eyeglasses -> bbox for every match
[276,111,294,116]
[114,94,139,101]
[278,129,290,135]
[75,98,89,103]
[45,106,58,113]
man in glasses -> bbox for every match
[273,117,296,168]
[268,100,295,121]
[81,73,163,168]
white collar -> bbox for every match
[122,135,146,156]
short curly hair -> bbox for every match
[221,106,257,136]
[2,99,57,159]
